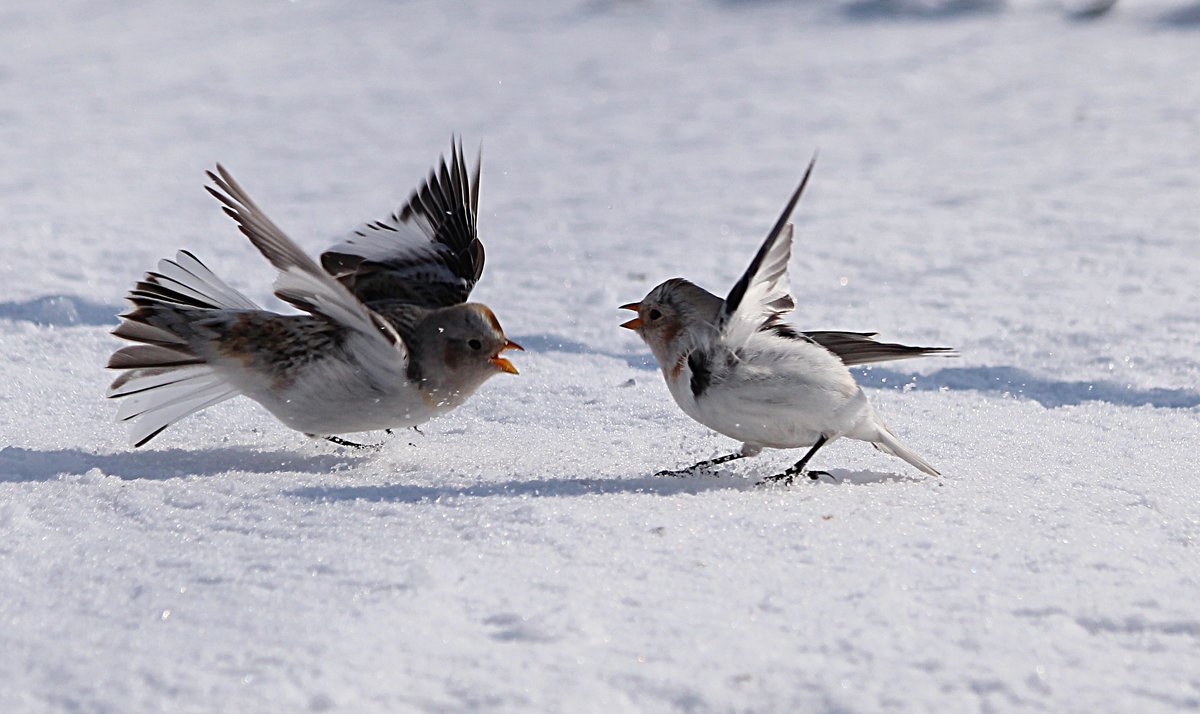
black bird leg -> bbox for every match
[657,451,747,478]
[758,436,831,486]
[325,435,383,450]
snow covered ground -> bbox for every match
[2,0,1199,711]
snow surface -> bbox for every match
[2,0,1199,711]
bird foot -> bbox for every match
[656,453,745,478]
[656,467,704,478]
[325,435,384,450]
[757,469,833,486]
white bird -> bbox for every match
[620,157,952,483]
[107,140,522,448]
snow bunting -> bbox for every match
[107,140,521,448]
[620,157,952,483]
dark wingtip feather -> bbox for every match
[724,154,818,315]
[802,330,957,366]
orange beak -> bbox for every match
[619,302,642,330]
[489,339,523,374]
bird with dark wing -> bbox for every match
[107,140,521,448]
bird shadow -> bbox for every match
[289,475,749,502]
[287,467,920,503]
[0,446,368,483]
[0,295,119,327]
[1157,2,1200,27]
[859,364,1200,409]
[839,0,1004,21]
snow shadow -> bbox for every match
[858,365,1200,409]
[290,475,753,502]
[0,446,367,483]
[288,468,918,503]
[839,0,1004,21]
[1157,2,1200,27]
[0,296,119,327]
[512,333,656,370]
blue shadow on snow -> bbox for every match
[287,467,917,503]
[839,0,1004,20]
[1158,2,1200,27]
[0,446,367,483]
[0,295,119,327]
[858,365,1200,409]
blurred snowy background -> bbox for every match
[1,0,1198,711]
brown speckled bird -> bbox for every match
[107,140,521,448]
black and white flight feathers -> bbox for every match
[715,157,815,349]
[320,139,484,309]
[716,155,952,366]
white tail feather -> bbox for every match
[109,251,256,446]
[117,374,228,421]
[117,368,238,447]
[873,428,940,477]
[108,365,213,398]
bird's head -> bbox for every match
[415,304,522,400]
[620,278,721,368]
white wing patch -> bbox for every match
[719,223,795,349]
[322,214,467,290]
[324,214,434,264]
[319,140,484,308]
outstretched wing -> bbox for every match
[716,155,817,349]
[205,165,405,356]
[320,139,484,308]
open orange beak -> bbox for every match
[489,339,523,374]
[619,302,642,330]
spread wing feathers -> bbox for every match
[803,331,956,366]
[717,155,817,349]
[319,139,484,307]
[205,164,403,348]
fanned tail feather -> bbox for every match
[115,372,238,447]
[107,251,258,447]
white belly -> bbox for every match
[213,351,455,436]
[259,379,447,434]
[667,349,871,450]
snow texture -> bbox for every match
[2,0,1199,712]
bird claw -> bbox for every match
[756,469,834,487]
[657,452,745,479]
[656,467,698,478]
[757,472,795,487]
[325,435,383,450]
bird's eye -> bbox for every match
[468,339,483,351]
[648,309,662,321]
